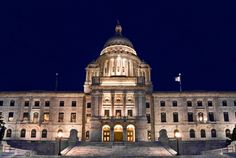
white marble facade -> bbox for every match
[0,24,236,142]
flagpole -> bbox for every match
[55,73,59,91]
[179,73,182,92]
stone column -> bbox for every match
[123,126,127,142]
[110,126,114,142]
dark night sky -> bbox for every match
[0,1,236,92]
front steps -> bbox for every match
[66,142,173,157]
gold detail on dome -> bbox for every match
[115,20,122,34]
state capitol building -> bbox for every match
[1,24,236,144]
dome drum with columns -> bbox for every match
[84,23,152,93]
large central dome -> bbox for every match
[103,23,134,49]
[100,23,136,56]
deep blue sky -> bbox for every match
[0,1,236,92]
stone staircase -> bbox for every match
[66,142,174,157]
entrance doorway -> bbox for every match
[127,124,135,142]
[114,125,123,142]
[102,125,110,142]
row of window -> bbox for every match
[6,129,48,138]
[154,100,236,107]
[5,112,77,123]
[0,100,78,107]
[159,111,231,123]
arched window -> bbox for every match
[20,129,26,138]
[6,129,12,137]
[200,129,206,138]
[189,129,195,138]
[211,129,217,138]
[42,129,47,138]
[225,129,231,138]
[174,129,179,138]
[31,129,36,138]
[33,112,39,123]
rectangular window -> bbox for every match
[128,110,133,117]
[34,101,40,106]
[86,114,91,117]
[87,103,91,108]
[172,101,177,107]
[173,112,179,122]
[10,100,15,106]
[58,112,64,122]
[160,101,165,107]
[23,112,29,121]
[116,110,121,117]
[104,110,109,117]
[71,113,76,122]
[197,101,202,106]
[72,101,76,107]
[45,101,50,107]
[146,114,151,123]
[8,112,14,121]
[208,112,215,122]
[161,112,166,122]
[0,100,3,106]
[59,101,64,107]
[188,112,193,122]
[43,113,49,122]
[24,101,29,107]
[187,101,192,107]
[224,112,229,122]
[0,112,2,118]
[208,101,213,107]
[146,102,150,108]
[222,100,227,106]
[234,100,236,106]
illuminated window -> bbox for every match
[8,112,14,121]
[58,113,64,122]
[128,110,133,117]
[43,113,49,122]
[24,101,29,107]
[6,129,12,137]
[200,129,206,138]
[23,112,29,121]
[31,129,36,138]
[147,130,151,140]
[70,113,76,122]
[116,110,121,117]
[33,112,39,123]
[198,112,204,122]
[42,129,47,138]
[34,101,40,106]
[20,129,26,138]
[10,100,15,106]
[104,110,109,117]
[59,101,64,107]
[161,113,166,122]
[71,101,76,107]
[189,129,195,138]
[225,129,231,138]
